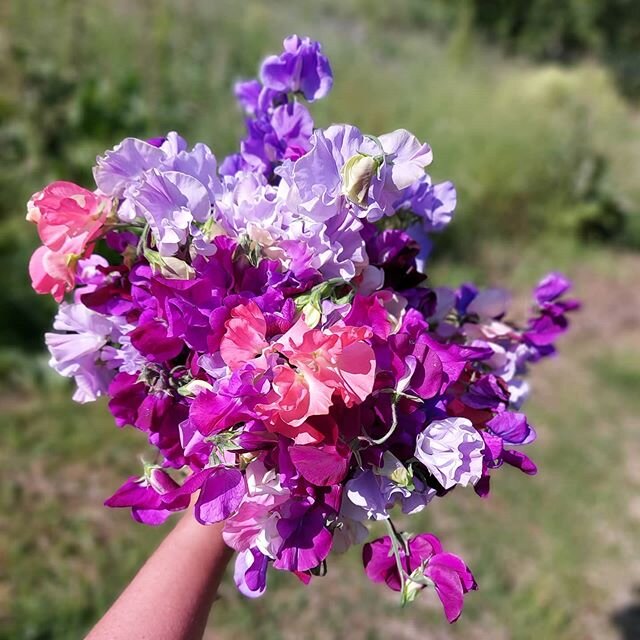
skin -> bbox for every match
[85,512,233,640]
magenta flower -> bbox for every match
[363,533,476,622]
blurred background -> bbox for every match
[2,1,640,638]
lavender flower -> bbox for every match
[414,417,485,489]
[45,303,117,402]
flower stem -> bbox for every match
[384,516,408,605]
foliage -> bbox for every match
[343,0,640,98]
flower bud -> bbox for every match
[177,379,214,397]
[145,466,177,495]
[301,300,322,328]
[342,153,378,206]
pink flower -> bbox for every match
[219,304,376,432]
[274,316,376,411]
[28,181,110,250]
[219,301,269,369]
[28,240,85,302]
[223,493,284,555]
[27,181,111,301]
[266,363,334,427]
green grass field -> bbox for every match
[1,1,639,638]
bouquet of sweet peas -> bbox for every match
[27,36,578,622]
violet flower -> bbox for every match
[260,35,333,101]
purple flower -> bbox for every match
[524,274,579,348]
[94,137,167,197]
[215,167,366,281]
[466,287,510,319]
[462,374,510,410]
[126,169,211,255]
[475,427,537,497]
[195,467,246,524]
[219,152,245,176]
[135,393,190,467]
[388,322,444,399]
[342,470,390,521]
[396,176,457,232]
[424,551,478,623]
[534,272,572,304]
[188,362,272,436]
[234,548,269,597]
[128,316,184,362]
[108,372,147,428]
[234,80,263,116]
[341,467,435,521]
[486,411,535,445]
[414,417,484,489]
[240,102,313,175]
[363,533,476,622]
[378,129,432,190]
[274,495,335,572]
[292,125,434,223]
[104,470,190,526]
[364,225,426,290]
[260,35,333,101]
[45,302,118,402]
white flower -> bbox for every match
[415,417,484,489]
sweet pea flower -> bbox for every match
[363,533,476,622]
[219,303,376,430]
[534,271,572,304]
[396,176,457,232]
[29,241,81,302]
[342,463,436,522]
[45,302,117,402]
[28,35,579,617]
[378,128,432,191]
[342,470,390,521]
[94,137,169,197]
[266,316,376,426]
[125,169,211,256]
[260,35,333,101]
[27,182,111,300]
[415,417,485,489]
[27,181,110,251]
[292,124,434,223]
[234,548,269,597]
[273,495,335,572]
[223,493,286,558]
[104,473,186,526]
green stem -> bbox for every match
[384,517,408,605]
[367,398,398,445]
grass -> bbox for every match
[2,243,639,640]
